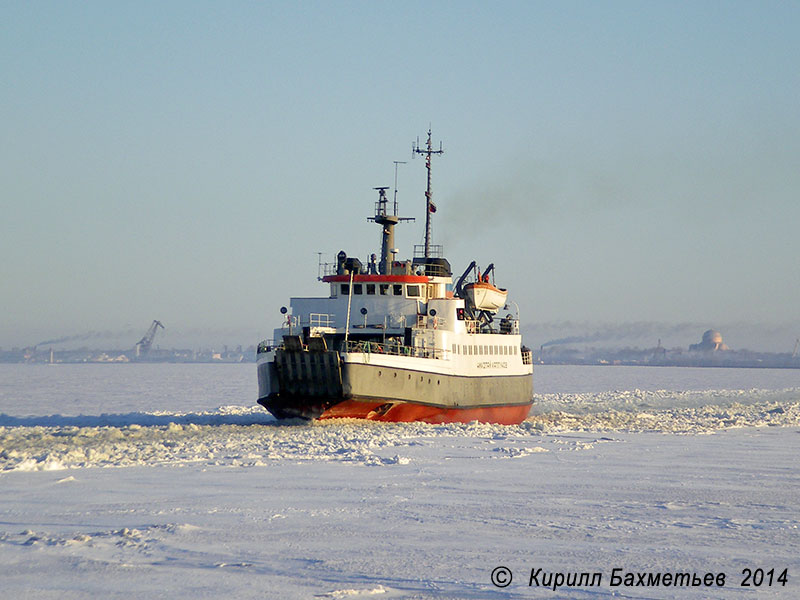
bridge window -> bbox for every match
[406,284,421,297]
[366,284,376,295]
[379,284,389,295]
[393,284,403,295]
[353,284,363,295]
[341,284,349,295]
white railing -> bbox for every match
[413,244,444,258]
[345,340,447,360]
[309,313,335,328]
[318,262,338,279]
[415,314,448,330]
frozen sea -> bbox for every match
[1,364,799,599]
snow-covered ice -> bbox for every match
[1,364,798,598]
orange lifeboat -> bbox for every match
[463,280,508,312]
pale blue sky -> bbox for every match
[2,1,799,350]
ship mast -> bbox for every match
[413,128,444,259]
[368,186,413,275]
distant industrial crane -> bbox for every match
[793,338,799,359]
[134,320,164,357]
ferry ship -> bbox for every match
[256,131,533,424]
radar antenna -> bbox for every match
[413,128,444,258]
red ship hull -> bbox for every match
[318,398,532,425]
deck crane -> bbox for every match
[134,320,164,357]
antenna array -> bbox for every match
[413,128,444,259]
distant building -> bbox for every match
[689,329,729,352]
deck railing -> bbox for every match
[257,340,277,354]
[261,337,531,366]
[415,314,449,330]
[344,339,448,360]
[309,313,335,328]
[318,261,338,279]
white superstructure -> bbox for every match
[256,132,533,423]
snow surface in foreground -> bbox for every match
[1,426,798,599]
[1,366,799,599]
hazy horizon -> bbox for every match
[4,319,798,356]
[3,2,798,350]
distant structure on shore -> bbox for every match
[532,327,799,368]
[134,320,165,358]
[1,319,255,364]
[689,329,729,352]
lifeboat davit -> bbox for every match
[464,281,508,312]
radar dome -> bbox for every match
[690,329,729,352]
[703,330,723,345]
